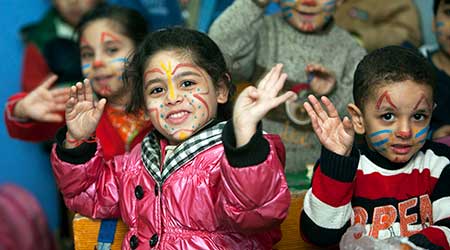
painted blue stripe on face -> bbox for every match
[82,64,91,70]
[436,21,445,28]
[372,138,389,147]
[368,129,392,138]
[324,0,336,6]
[109,57,127,64]
[415,126,429,138]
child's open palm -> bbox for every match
[233,64,296,146]
[303,95,354,156]
[65,79,106,143]
[14,74,70,122]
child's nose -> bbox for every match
[93,59,105,68]
[395,121,412,139]
[166,87,183,104]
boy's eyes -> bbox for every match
[381,113,394,121]
[413,114,427,121]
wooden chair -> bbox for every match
[72,214,128,250]
[273,190,325,250]
[72,190,323,250]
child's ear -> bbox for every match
[216,80,230,104]
[347,103,365,134]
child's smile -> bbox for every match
[143,50,228,145]
[362,81,433,163]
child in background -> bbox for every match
[209,0,366,189]
[419,0,450,142]
[20,0,103,93]
[5,5,153,160]
[334,0,422,52]
[51,28,294,249]
[301,46,450,250]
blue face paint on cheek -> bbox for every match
[368,129,393,151]
[436,21,445,38]
[82,63,91,78]
[415,126,429,144]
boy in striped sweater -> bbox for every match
[301,46,450,250]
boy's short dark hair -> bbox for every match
[353,45,436,108]
[434,0,450,15]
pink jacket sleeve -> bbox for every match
[50,143,121,219]
[217,133,290,231]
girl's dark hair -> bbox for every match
[353,46,436,109]
[76,4,148,47]
[124,27,235,121]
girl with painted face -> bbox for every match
[51,27,295,249]
[6,5,153,159]
[301,46,450,250]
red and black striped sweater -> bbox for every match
[300,140,450,250]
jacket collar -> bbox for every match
[141,120,226,184]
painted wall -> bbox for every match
[0,0,60,230]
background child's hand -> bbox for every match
[13,74,70,122]
[306,63,336,96]
[65,79,106,148]
[233,64,296,147]
[303,95,354,156]
[432,125,450,139]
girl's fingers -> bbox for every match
[258,66,275,90]
[39,74,58,90]
[75,82,84,101]
[83,78,93,102]
[270,90,296,108]
[41,113,64,123]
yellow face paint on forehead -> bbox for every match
[160,61,176,100]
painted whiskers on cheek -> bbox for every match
[368,129,393,152]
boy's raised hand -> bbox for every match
[65,79,106,148]
[233,64,296,147]
[303,95,354,156]
[306,63,336,96]
[13,74,70,122]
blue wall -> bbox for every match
[0,0,60,230]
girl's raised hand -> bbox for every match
[14,74,70,122]
[65,79,106,148]
[233,64,296,147]
[303,95,354,156]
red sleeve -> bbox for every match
[21,43,51,92]
[4,92,64,142]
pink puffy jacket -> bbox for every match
[51,121,290,249]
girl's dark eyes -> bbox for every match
[150,87,164,95]
[181,80,195,88]
[106,47,119,54]
[81,51,94,59]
